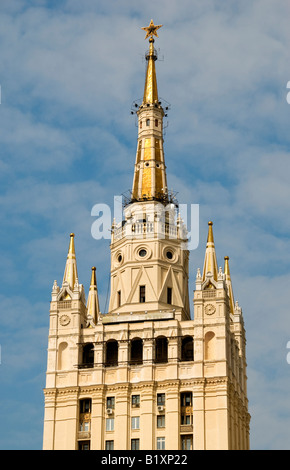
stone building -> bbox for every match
[43,20,250,451]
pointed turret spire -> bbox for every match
[202,221,218,282]
[143,37,159,105]
[131,20,169,204]
[224,256,235,314]
[86,267,100,325]
[62,233,78,289]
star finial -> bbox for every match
[141,19,163,40]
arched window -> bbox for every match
[105,340,118,367]
[82,343,94,368]
[205,331,215,360]
[181,336,194,361]
[58,342,69,370]
[155,336,168,363]
[130,338,143,365]
[146,119,150,126]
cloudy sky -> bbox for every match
[0,0,290,450]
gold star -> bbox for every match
[141,19,163,40]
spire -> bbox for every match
[62,233,78,289]
[202,221,218,282]
[86,267,100,325]
[143,37,159,105]
[142,20,162,105]
[131,20,169,204]
[224,256,235,314]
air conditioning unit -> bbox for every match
[107,408,113,415]
[157,405,164,412]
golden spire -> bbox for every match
[131,21,168,203]
[224,256,235,314]
[202,221,218,282]
[86,267,100,324]
[62,233,78,289]
[142,20,162,105]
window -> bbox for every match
[82,343,94,368]
[130,338,143,365]
[146,119,150,126]
[181,337,194,361]
[139,249,147,257]
[132,395,140,407]
[167,287,172,305]
[139,285,146,303]
[180,392,193,428]
[106,397,115,409]
[181,436,193,450]
[181,414,192,425]
[79,420,90,432]
[78,440,90,450]
[155,337,168,363]
[80,398,91,414]
[155,119,158,127]
[117,290,121,307]
[105,340,118,366]
[131,416,140,430]
[181,392,192,407]
[106,418,114,432]
[105,440,114,450]
[131,439,140,450]
[157,415,165,428]
[157,437,165,450]
[157,393,165,406]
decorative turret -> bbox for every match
[224,255,235,314]
[86,267,100,327]
[62,233,78,290]
[202,221,218,282]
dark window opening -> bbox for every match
[181,392,192,407]
[157,393,165,406]
[166,250,173,259]
[155,337,168,363]
[181,337,194,361]
[82,343,94,368]
[132,395,140,407]
[78,440,90,450]
[80,398,91,414]
[131,439,140,450]
[117,290,121,307]
[140,285,146,303]
[105,340,118,367]
[167,287,172,305]
[130,338,143,365]
[105,440,114,450]
[106,397,115,409]
[155,119,158,126]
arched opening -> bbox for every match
[181,336,194,361]
[205,331,215,360]
[58,341,69,370]
[130,338,143,365]
[155,336,168,363]
[82,343,94,368]
[105,340,118,367]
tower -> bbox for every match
[43,20,250,450]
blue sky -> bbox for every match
[0,0,290,450]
